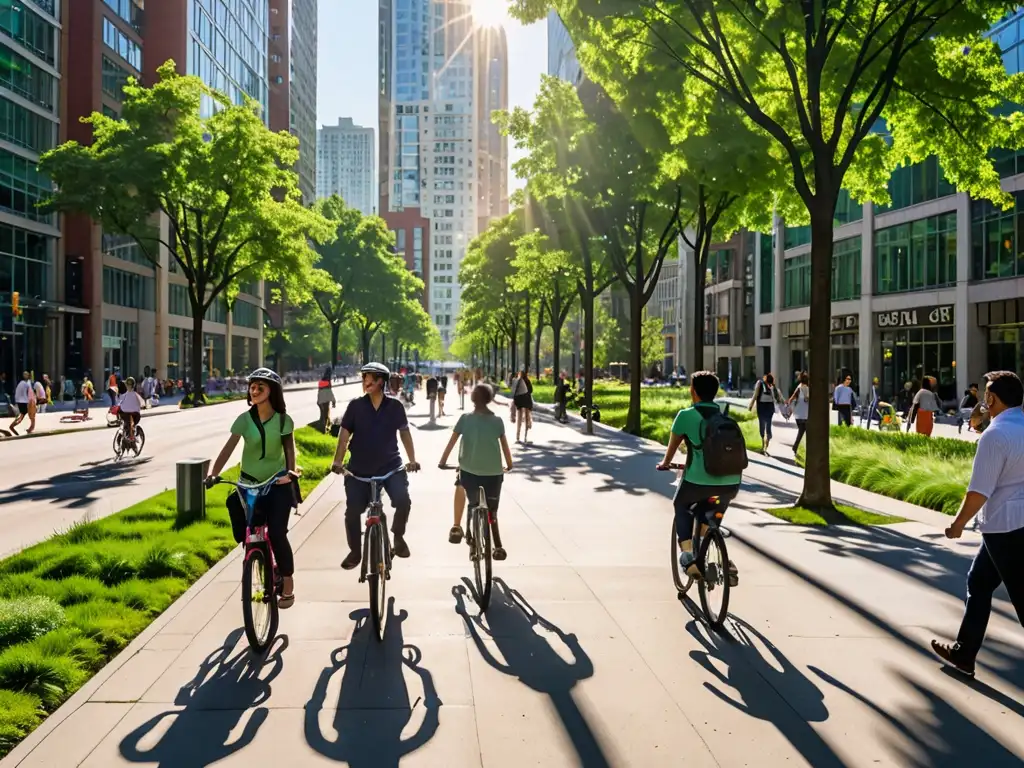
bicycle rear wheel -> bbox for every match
[670,522,695,597]
[133,425,145,457]
[112,430,123,460]
[697,528,731,630]
[368,524,388,641]
[471,497,492,611]
[242,544,278,653]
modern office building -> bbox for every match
[379,0,509,347]
[60,0,271,385]
[316,118,376,216]
[288,0,317,203]
[0,0,66,385]
[546,10,582,85]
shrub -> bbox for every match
[64,602,151,655]
[0,646,85,707]
[0,690,45,756]
[107,579,186,615]
[25,628,104,671]
[0,598,66,651]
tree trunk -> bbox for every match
[797,202,838,512]
[692,236,711,374]
[361,327,371,365]
[551,309,563,381]
[191,307,206,402]
[391,336,399,368]
[534,310,543,379]
[523,293,532,374]
[625,251,644,435]
[330,323,340,368]
[582,285,595,436]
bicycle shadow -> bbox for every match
[118,629,286,766]
[0,457,154,508]
[303,601,440,766]
[453,577,611,767]
[683,611,846,767]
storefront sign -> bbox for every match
[102,334,121,349]
[875,305,954,329]
[830,314,859,332]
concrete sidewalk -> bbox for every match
[3,398,1021,767]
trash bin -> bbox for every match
[176,458,209,525]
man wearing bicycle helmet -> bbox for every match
[331,362,421,568]
[207,368,300,608]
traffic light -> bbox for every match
[11,291,19,317]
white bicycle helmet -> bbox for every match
[360,362,390,380]
[247,367,283,387]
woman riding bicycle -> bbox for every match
[206,368,300,609]
[117,377,145,444]
[438,383,514,560]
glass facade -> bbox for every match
[759,233,773,313]
[102,56,132,102]
[169,284,190,316]
[102,318,138,379]
[102,18,142,71]
[0,42,55,108]
[834,189,864,226]
[102,266,155,310]
[971,190,1024,281]
[0,96,53,153]
[102,0,144,35]
[874,156,955,213]
[880,326,956,402]
[874,213,957,294]
[831,236,861,301]
[0,149,53,223]
[188,0,269,118]
[783,253,810,308]
[0,0,56,64]
[232,299,260,328]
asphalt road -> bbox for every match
[0,382,361,558]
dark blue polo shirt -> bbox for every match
[340,394,409,476]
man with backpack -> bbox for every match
[657,370,749,582]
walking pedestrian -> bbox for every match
[316,367,335,433]
[9,371,32,435]
[749,373,783,454]
[425,373,439,423]
[787,372,810,454]
[908,376,941,437]
[932,370,1024,677]
[862,377,881,428]
[833,374,855,426]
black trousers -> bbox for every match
[227,482,295,576]
[956,527,1024,661]
[344,471,411,552]
[836,404,853,426]
[317,402,330,431]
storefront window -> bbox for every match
[831,333,859,390]
[832,237,861,301]
[971,190,1024,281]
[987,326,1024,374]
[783,253,810,308]
[880,326,956,402]
[875,213,956,294]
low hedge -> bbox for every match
[0,426,336,758]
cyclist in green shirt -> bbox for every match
[438,383,514,559]
[207,368,300,608]
[657,370,741,581]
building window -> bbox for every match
[0,1,56,65]
[875,156,955,213]
[783,253,811,308]
[759,233,774,313]
[232,299,261,328]
[875,213,957,294]
[395,228,406,252]
[102,266,155,310]
[834,189,864,226]
[103,0,144,35]
[102,17,142,71]
[0,42,54,109]
[831,237,861,301]
[971,190,1024,281]
[204,297,227,324]
[0,96,53,153]
[707,249,732,284]
[169,283,191,316]
[0,148,55,222]
[102,56,132,101]
[784,225,810,250]
[0,222,50,313]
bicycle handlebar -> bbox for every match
[656,463,687,471]
[205,470,289,491]
[338,466,407,483]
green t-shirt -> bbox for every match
[230,410,294,483]
[670,403,741,486]
[454,411,505,476]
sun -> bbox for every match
[471,0,509,28]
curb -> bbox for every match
[0,470,341,768]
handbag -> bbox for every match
[509,401,516,423]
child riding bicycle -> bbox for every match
[656,370,746,581]
[117,377,145,444]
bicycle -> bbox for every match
[112,412,145,460]
[660,463,732,631]
[206,471,288,653]
[440,465,495,611]
[337,466,404,641]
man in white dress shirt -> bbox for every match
[932,370,1024,677]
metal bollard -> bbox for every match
[176,458,210,525]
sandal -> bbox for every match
[449,526,464,544]
[279,593,295,609]
[493,547,507,561]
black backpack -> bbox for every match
[695,406,748,476]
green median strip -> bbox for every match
[765,504,908,527]
[0,426,336,759]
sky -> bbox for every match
[315,2,547,196]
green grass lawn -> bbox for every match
[0,426,336,758]
[765,504,908,526]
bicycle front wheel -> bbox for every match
[472,505,492,611]
[368,525,387,642]
[112,430,123,460]
[133,425,145,457]
[697,528,731,630]
[242,544,278,653]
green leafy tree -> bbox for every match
[311,195,398,367]
[40,62,334,397]
[517,1,1024,510]
[640,315,665,373]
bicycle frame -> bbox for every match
[342,467,404,584]
[214,473,286,576]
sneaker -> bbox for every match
[449,526,464,544]
[341,550,361,570]
[393,535,410,558]
[931,640,975,677]
[728,561,739,587]
[493,547,507,561]
[679,550,700,577]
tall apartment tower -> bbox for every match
[380,0,509,348]
[476,25,509,235]
[0,0,66,384]
[61,0,273,384]
[317,118,377,216]
[289,0,318,203]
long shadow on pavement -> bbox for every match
[684,610,845,767]
[118,629,285,766]
[453,577,611,767]
[304,601,440,766]
[0,456,154,509]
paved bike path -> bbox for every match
[4,399,1022,767]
